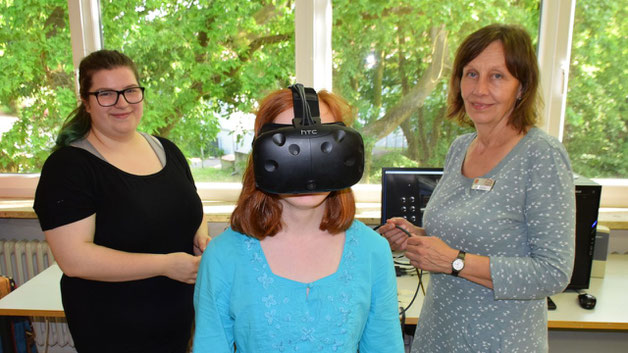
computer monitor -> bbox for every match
[381,167,443,227]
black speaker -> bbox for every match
[567,175,602,290]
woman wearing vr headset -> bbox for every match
[193,88,404,352]
[378,24,575,352]
[33,50,209,352]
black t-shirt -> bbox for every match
[34,137,203,353]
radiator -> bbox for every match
[0,239,75,352]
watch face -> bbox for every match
[453,258,464,271]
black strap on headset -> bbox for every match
[289,83,321,127]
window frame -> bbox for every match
[537,0,575,141]
[1,0,626,208]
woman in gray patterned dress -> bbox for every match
[378,24,575,352]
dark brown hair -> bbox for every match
[55,50,140,149]
[230,89,356,239]
[447,24,541,132]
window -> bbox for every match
[99,0,295,182]
[563,1,627,179]
[331,0,541,183]
[0,0,626,208]
[0,0,74,173]
[0,0,295,182]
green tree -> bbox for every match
[332,0,540,182]
[0,0,295,172]
[2,0,625,181]
[100,0,295,147]
[0,0,75,172]
[563,1,628,178]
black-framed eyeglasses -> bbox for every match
[87,87,145,107]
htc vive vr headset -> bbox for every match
[252,84,364,194]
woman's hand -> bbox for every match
[193,214,211,255]
[163,252,201,284]
[194,232,211,255]
[376,217,426,251]
[405,236,457,274]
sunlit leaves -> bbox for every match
[332,0,539,179]
[563,1,627,177]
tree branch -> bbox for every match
[362,25,449,139]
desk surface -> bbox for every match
[397,254,628,330]
[2,255,628,330]
[0,263,64,317]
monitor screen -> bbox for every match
[381,167,443,227]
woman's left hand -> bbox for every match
[405,235,458,274]
[193,214,211,255]
[193,232,211,256]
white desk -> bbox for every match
[0,264,64,353]
[2,256,628,332]
[0,263,64,317]
[547,254,628,330]
[397,254,628,330]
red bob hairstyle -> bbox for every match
[230,88,356,240]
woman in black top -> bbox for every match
[34,50,209,353]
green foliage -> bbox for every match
[0,0,294,173]
[563,1,627,178]
[99,0,295,159]
[331,0,540,179]
[0,0,74,172]
[369,151,418,184]
[0,0,625,181]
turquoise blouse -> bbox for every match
[193,220,404,353]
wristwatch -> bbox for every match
[451,250,466,277]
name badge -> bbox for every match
[472,178,495,191]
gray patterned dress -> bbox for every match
[411,127,575,353]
